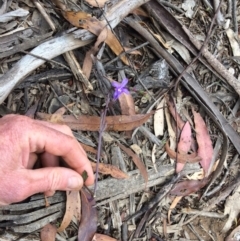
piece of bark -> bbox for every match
[0,31,53,59]
[0,191,65,211]
[91,163,199,204]
[12,211,64,233]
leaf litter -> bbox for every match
[0,0,239,240]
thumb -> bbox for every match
[0,168,83,205]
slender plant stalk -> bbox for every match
[93,94,110,196]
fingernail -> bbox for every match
[67,177,82,190]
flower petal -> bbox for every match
[120,78,128,87]
[112,81,121,88]
[113,91,119,100]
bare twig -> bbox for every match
[33,0,56,32]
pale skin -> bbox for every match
[0,114,94,205]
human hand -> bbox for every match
[0,114,94,205]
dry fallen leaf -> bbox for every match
[41,224,57,241]
[78,189,97,240]
[117,142,148,183]
[118,90,136,137]
[63,11,129,65]
[193,109,213,176]
[154,98,165,136]
[93,233,118,241]
[57,191,81,232]
[170,178,208,196]
[36,112,153,131]
[165,103,176,154]
[168,196,183,223]
[166,97,185,129]
[176,121,192,173]
[91,162,129,179]
[82,27,108,79]
[165,141,201,164]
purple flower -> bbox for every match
[112,78,130,100]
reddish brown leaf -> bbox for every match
[176,121,192,173]
[166,97,185,129]
[165,141,201,164]
[81,143,98,155]
[93,233,118,241]
[78,189,97,241]
[36,112,153,131]
[62,11,129,65]
[83,27,108,79]
[57,191,80,232]
[91,162,129,179]
[41,224,57,241]
[117,143,148,183]
[170,178,209,196]
[193,110,213,176]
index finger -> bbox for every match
[28,122,94,186]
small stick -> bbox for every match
[33,0,56,32]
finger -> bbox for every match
[28,123,94,186]
[0,168,84,205]
[28,153,38,169]
[40,153,59,197]
[40,152,59,168]
[34,120,74,137]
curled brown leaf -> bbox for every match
[36,112,153,131]
[165,141,201,164]
[170,178,209,196]
[91,162,129,179]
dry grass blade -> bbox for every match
[40,223,57,241]
[91,162,129,179]
[36,112,153,131]
[57,191,81,232]
[117,142,148,183]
